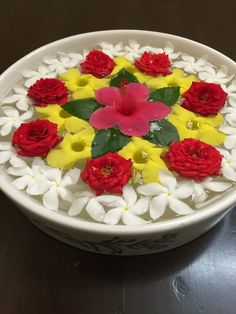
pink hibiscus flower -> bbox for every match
[89,83,171,136]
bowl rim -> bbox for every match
[0,29,236,236]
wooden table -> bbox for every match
[0,1,236,313]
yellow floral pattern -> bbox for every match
[59,68,109,100]
[147,69,198,94]
[168,105,225,146]
[118,137,167,183]
[47,126,95,169]
[35,105,90,134]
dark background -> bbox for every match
[1,1,236,313]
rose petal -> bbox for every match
[96,87,121,106]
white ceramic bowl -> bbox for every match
[0,30,236,255]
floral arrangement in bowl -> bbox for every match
[1,38,235,228]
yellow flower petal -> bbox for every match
[64,116,90,133]
[119,137,167,183]
[168,104,225,145]
[198,123,226,146]
[147,69,198,94]
[72,86,95,99]
[35,105,71,133]
[47,127,95,169]
[108,57,137,77]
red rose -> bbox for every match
[80,50,116,78]
[81,152,132,195]
[164,139,222,181]
[182,82,228,116]
[28,78,68,106]
[134,52,171,76]
[13,119,62,157]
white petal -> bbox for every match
[62,168,81,186]
[103,207,123,225]
[222,164,236,181]
[0,142,11,150]
[26,179,50,195]
[7,165,31,176]
[168,197,194,215]
[58,187,73,202]
[132,197,150,215]
[150,194,168,220]
[2,94,22,104]
[21,69,37,78]
[68,197,89,216]
[24,77,37,88]
[122,184,137,206]
[16,98,30,111]
[137,183,167,196]
[96,195,125,207]
[224,136,236,149]
[0,151,11,164]
[0,122,13,136]
[20,109,33,121]
[174,182,193,199]
[12,176,29,190]
[43,187,59,210]
[122,211,149,225]
[10,154,26,168]
[2,106,19,118]
[32,157,45,168]
[193,183,207,203]
[204,181,232,192]
[86,198,105,222]
[13,86,27,95]
[158,169,177,192]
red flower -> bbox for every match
[90,83,170,136]
[28,78,68,106]
[134,52,171,76]
[182,82,228,116]
[13,119,62,157]
[80,50,116,78]
[164,139,222,181]
[81,152,132,195]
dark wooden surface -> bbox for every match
[0,1,236,313]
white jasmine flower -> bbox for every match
[43,52,83,74]
[199,66,233,85]
[99,42,125,58]
[85,185,150,225]
[0,142,26,167]
[42,168,81,210]
[191,177,231,203]
[173,53,211,74]
[137,170,194,220]
[0,106,33,136]
[219,119,236,149]
[123,40,154,62]
[2,86,32,111]
[153,42,181,60]
[7,158,50,195]
[22,64,57,88]
[218,148,236,181]
[222,80,236,107]
[68,190,95,217]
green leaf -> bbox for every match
[144,120,179,146]
[149,87,180,106]
[92,128,131,158]
[110,68,138,88]
[62,99,103,120]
